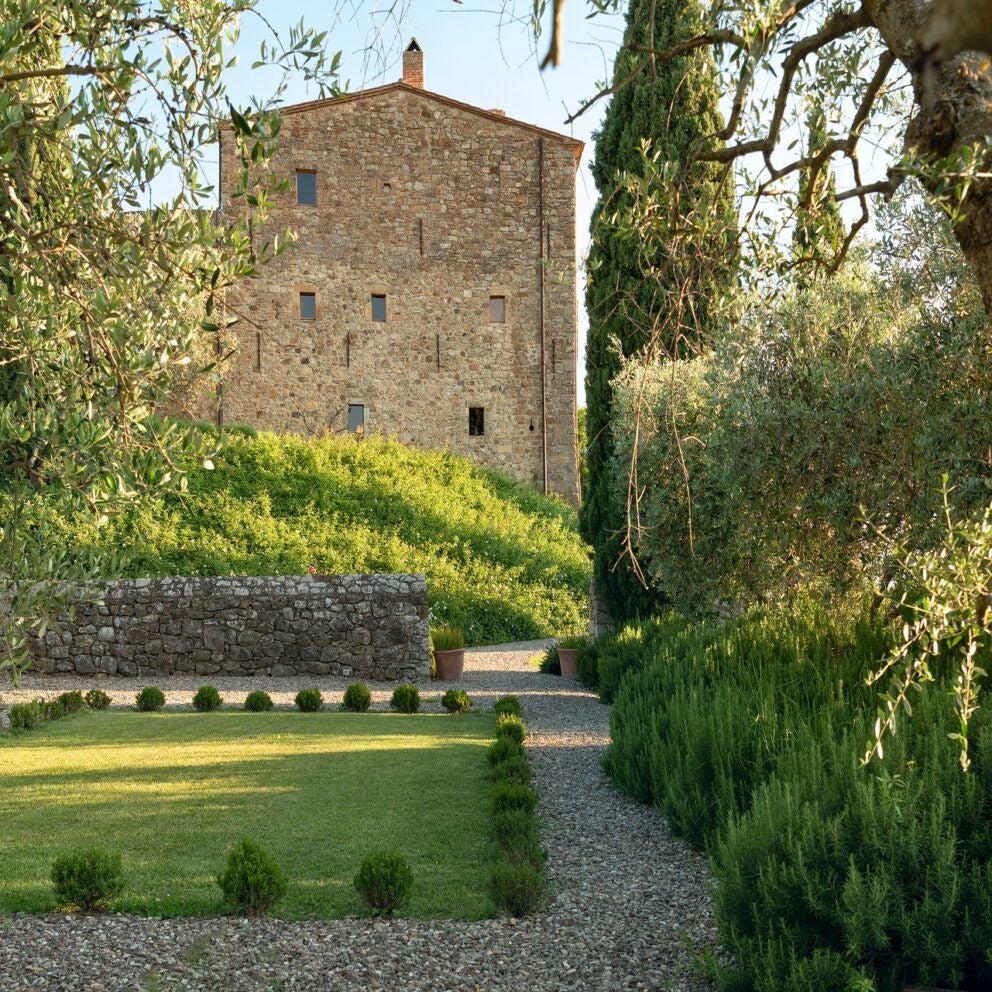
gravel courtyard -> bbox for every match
[0,642,717,992]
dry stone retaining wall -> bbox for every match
[28,575,429,682]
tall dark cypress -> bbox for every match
[793,104,845,273]
[581,0,735,622]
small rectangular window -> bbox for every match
[489,296,506,323]
[469,407,485,437]
[299,292,316,320]
[371,294,387,322]
[348,403,365,434]
[296,170,317,206]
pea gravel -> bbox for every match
[0,641,718,991]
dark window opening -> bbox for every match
[371,294,387,322]
[489,295,506,323]
[296,170,317,205]
[348,403,365,434]
[299,292,316,320]
[469,407,485,437]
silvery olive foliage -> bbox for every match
[0,2,338,677]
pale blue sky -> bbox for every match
[219,2,627,404]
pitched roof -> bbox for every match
[276,82,584,166]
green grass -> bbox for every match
[42,429,590,645]
[0,710,497,919]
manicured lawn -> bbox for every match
[0,710,496,919]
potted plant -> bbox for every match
[431,625,466,681]
[556,635,586,678]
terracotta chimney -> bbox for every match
[402,38,424,88]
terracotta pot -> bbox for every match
[558,647,578,678]
[434,647,465,681]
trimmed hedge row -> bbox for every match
[486,696,545,916]
[602,603,992,992]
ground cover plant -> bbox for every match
[604,604,992,991]
[40,431,590,646]
[0,710,496,919]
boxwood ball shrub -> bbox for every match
[491,781,539,816]
[490,753,532,786]
[9,700,44,730]
[294,687,323,712]
[488,861,545,917]
[57,690,86,714]
[342,682,372,712]
[493,695,522,718]
[51,849,124,911]
[353,851,414,917]
[192,685,222,712]
[244,690,274,712]
[495,713,527,745]
[44,696,68,721]
[441,689,472,714]
[390,683,420,714]
[216,838,287,916]
[487,736,525,768]
[84,688,112,710]
[136,687,165,712]
[538,644,560,675]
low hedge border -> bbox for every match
[486,696,546,916]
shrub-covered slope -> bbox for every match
[64,430,590,646]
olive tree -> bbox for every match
[0,2,337,676]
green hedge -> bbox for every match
[32,430,589,647]
[604,604,992,991]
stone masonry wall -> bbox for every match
[28,575,429,682]
[192,81,581,502]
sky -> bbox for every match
[218,1,628,406]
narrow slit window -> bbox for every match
[296,170,317,206]
[489,295,506,323]
[299,292,316,321]
[469,407,485,437]
[371,294,387,322]
[348,403,365,435]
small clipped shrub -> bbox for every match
[9,700,45,730]
[216,838,287,916]
[431,625,465,651]
[390,683,420,714]
[192,685,222,712]
[295,687,323,712]
[488,860,545,917]
[51,848,124,911]
[495,713,527,744]
[136,686,165,712]
[341,682,372,712]
[492,808,539,848]
[44,697,68,721]
[487,736,525,767]
[85,688,111,710]
[244,690,274,712]
[353,851,413,917]
[491,781,539,816]
[493,695,522,718]
[490,753,532,785]
[441,689,472,714]
[57,690,86,714]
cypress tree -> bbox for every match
[793,104,845,274]
[581,0,735,622]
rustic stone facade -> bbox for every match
[200,44,582,502]
[27,575,429,682]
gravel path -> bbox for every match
[0,642,718,991]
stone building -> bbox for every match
[208,40,582,502]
